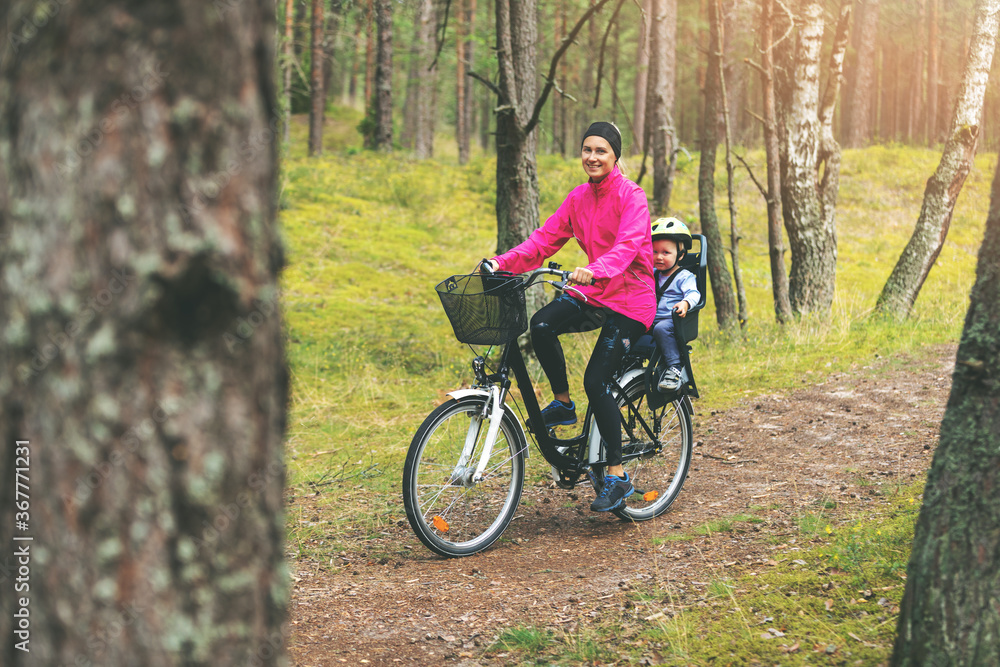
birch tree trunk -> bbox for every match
[698,0,738,331]
[890,155,1000,667]
[844,0,880,148]
[308,0,325,156]
[778,0,851,315]
[0,1,288,664]
[875,0,1000,320]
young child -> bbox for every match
[649,218,701,392]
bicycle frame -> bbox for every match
[468,330,660,482]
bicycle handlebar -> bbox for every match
[480,260,588,302]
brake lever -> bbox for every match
[549,280,589,302]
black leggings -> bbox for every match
[530,296,647,467]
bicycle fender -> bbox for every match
[445,389,529,458]
[618,368,645,389]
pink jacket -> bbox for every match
[493,165,656,328]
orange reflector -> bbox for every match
[643,491,659,502]
[432,516,449,532]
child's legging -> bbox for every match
[529,295,647,468]
[650,315,682,368]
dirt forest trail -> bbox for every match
[287,345,956,666]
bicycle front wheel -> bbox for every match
[615,378,693,521]
[403,396,527,557]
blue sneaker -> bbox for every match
[590,473,635,512]
[541,400,577,427]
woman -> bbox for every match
[486,121,655,513]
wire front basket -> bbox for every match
[436,273,528,346]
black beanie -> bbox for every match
[581,122,622,160]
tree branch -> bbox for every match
[524,0,614,136]
[429,0,453,71]
[467,70,501,97]
[593,0,629,108]
[735,152,768,199]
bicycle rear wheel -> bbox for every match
[614,378,693,521]
[402,396,526,557]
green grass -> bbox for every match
[492,484,924,665]
[278,110,991,568]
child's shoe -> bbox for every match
[657,366,683,392]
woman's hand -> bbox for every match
[479,259,499,274]
[569,267,595,286]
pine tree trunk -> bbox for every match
[308,0,325,156]
[891,155,1000,667]
[372,0,393,151]
[495,0,540,255]
[283,0,294,143]
[714,0,748,327]
[698,0,738,331]
[845,0,880,148]
[632,0,652,154]
[649,0,676,214]
[0,1,288,664]
[875,0,1000,320]
[464,0,477,154]
[413,0,438,159]
[364,0,375,107]
[456,0,470,164]
[926,0,940,145]
[759,0,793,324]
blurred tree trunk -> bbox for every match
[368,0,393,150]
[844,0,880,148]
[401,6,422,150]
[755,0,792,324]
[698,0,738,331]
[632,0,652,155]
[648,0,677,214]
[456,0,470,164]
[875,0,1000,320]
[308,0,325,156]
[463,0,477,155]
[364,0,375,106]
[907,0,927,143]
[714,0,747,327]
[891,156,1000,667]
[283,0,294,143]
[0,1,288,665]
[926,0,940,145]
[413,0,438,159]
[777,0,851,315]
